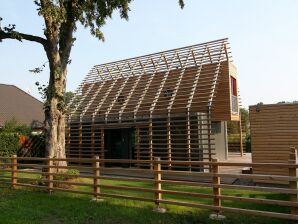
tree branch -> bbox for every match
[0,30,47,48]
[59,0,76,69]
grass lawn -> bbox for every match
[0,170,296,224]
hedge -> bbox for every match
[0,132,20,157]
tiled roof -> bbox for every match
[0,84,44,127]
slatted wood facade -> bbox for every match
[250,103,298,183]
[66,38,239,169]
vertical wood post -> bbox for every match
[153,157,166,213]
[66,126,71,157]
[79,125,82,165]
[93,155,103,201]
[212,159,221,214]
[47,157,53,194]
[149,119,153,169]
[167,117,172,169]
[11,155,17,188]
[100,128,105,167]
[239,111,243,157]
[207,108,212,171]
[136,127,140,168]
[186,112,192,171]
[289,147,298,216]
[91,124,95,157]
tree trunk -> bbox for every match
[44,57,68,172]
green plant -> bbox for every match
[245,134,251,152]
[1,118,31,136]
[0,132,20,156]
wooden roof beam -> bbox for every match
[207,46,213,64]
[186,46,208,110]
[119,59,149,120]
[150,51,180,114]
[133,55,165,119]
[208,41,226,107]
[105,60,139,120]
[167,48,194,113]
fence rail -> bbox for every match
[0,148,297,221]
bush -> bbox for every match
[245,134,251,152]
[0,132,20,157]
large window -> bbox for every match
[231,76,237,96]
[230,76,238,113]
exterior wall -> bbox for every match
[213,121,228,161]
[211,62,240,122]
[66,112,217,170]
[250,103,298,184]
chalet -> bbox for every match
[66,38,240,169]
[0,84,44,129]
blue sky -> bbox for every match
[1,0,298,108]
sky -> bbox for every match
[0,0,298,108]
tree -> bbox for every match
[0,1,184,169]
[64,91,74,106]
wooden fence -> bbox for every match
[0,148,298,221]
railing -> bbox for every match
[0,148,298,221]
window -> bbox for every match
[231,76,237,96]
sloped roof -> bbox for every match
[67,38,232,122]
[0,84,44,127]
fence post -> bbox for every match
[210,158,225,220]
[289,147,298,216]
[92,156,104,202]
[47,157,53,194]
[11,155,17,188]
[153,157,166,213]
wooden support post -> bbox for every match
[67,126,71,156]
[212,159,221,214]
[239,111,243,157]
[92,155,104,202]
[136,127,140,167]
[149,119,153,170]
[153,157,166,213]
[79,125,82,164]
[91,124,95,157]
[100,128,105,167]
[47,157,53,194]
[11,155,17,188]
[167,117,172,169]
[207,108,212,171]
[186,112,192,171]
[289,147,298,216]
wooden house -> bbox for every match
[66,38,240,169]
[250,103,298,183]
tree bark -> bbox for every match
[44,51,68,171]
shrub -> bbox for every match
[1,118,31,136]
[0,132,20,157]
[245,134,251,152]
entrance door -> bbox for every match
[104,128,135,166]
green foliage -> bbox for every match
[0,132,20,156]
[1,118,31,136]
[228,108,250,134]
[245,134,251,152]
[64,91,74,106]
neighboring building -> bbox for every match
[0,84,44,129]
[66,38,240,169]
[249,103,298,183]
